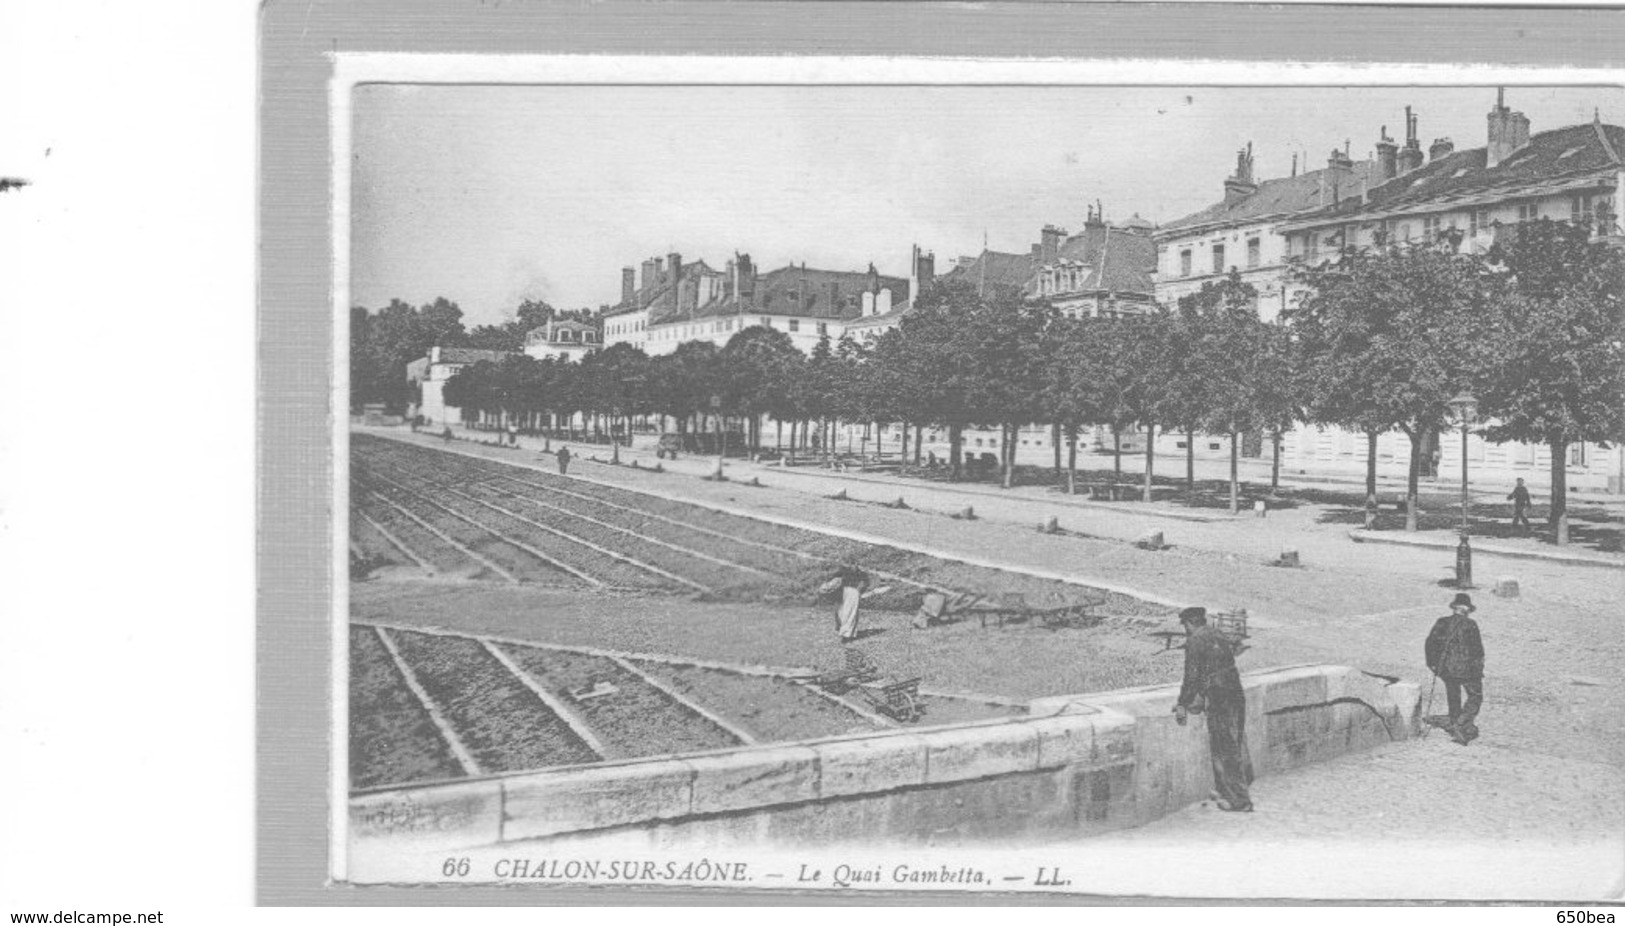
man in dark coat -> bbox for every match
[555,445,572,475]
[1507,478,1533,532]
[1172,606,1254,812]
[1425,592,1485,745]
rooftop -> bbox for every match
[1158,161,1376,237]
[1280,120,1624,229]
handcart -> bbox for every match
[811,648,923,723]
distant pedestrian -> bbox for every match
[825,564,869,643]
[1425,593,1485,746]
[556,445,572,475]
[507,422,519,446]
[441,426,453,444]
[1173,606,1254,812]
[1507,478,1533,531]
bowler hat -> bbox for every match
[1450,593,1476,612]
[1178,606,1207,624]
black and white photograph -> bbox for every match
[336,63,1625,898]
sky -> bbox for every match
[350,84,1624,326]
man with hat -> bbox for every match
[1425,593,1485,745]
[1172,606,1254,812]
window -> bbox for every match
[1517,202,1540,223]
[1179,249,1192,277]
[1423,215,1441,239]
[1246,237,1261,268]
[817,322,828,337]
[1212,244,1225,274]
[1398,223,1412,242]
[788,319,800,333]
[1571,195,1594,226]
[1306,234,1319,260]
[1570,443,1588,466]
[1469,209,1490,238]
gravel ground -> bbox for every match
[356,430,1625,891]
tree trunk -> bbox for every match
[1364,430,1379,529]
[1404,425,1421,532]
[949,424,963,481]
[913,424,923,465]
[1549,437,1570,545]
[1002,423,1015,489]
[900,420,909,466]
[1186,426,1196,495]
[1052,422,1063,479]
[1066,425,1078,495]
[1112,425,1122,484]
[1143,421,1156,502]
[1270,427,1282,493]
[1229,429,1240,515]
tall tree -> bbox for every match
[1481,219,1625,544]
[1291,233,1501,530]
[1173,271,1262,495]
[722,325,802,453]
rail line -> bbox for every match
[365,468,704,594]
[354,508,435,576]
[470,467,957,600]
[352,479,520,584]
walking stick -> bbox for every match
[1420,669,1439,739]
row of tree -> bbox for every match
[350,296,594,410]
[395,219,1623,545]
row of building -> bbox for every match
[413,90,1624,491]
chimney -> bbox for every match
[667,252,681,286]
[1223,142,1258,204]
[1486,87,1533,168]
[909,244,935,305]
[1429,137,1455,162]
[736,253,755,300]
[1041,225,1063,263]
[641,258,657,291]
[653,257,665,285]
[1397,106,1424,174]
[867,262,879,295]
[1375,125,1398,182]
[1324,148,1354,204]
[621,267,635,305]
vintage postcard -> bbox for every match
[230,0,1625,893]
[328,55,1625,900]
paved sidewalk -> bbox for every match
[1350,527,1624,569]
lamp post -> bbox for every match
[711,394,725,481]
[1447,391,1478,589]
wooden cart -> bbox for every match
[811,648,923,723]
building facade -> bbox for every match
[1155,142,1373,322]
[522,318,600,362]
[1270,93,1624,490]
[1152,90,1624,491]
[405,345,518,427]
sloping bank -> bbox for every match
[348,663,1418,882]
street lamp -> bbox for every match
[1447,391,1478,589]
[710,394,726,481]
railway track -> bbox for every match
[352,438,959,608]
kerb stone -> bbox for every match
[687,745,821,815]
[350,779,503,854]
[501,758,695,841]
[810,731,929,798]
